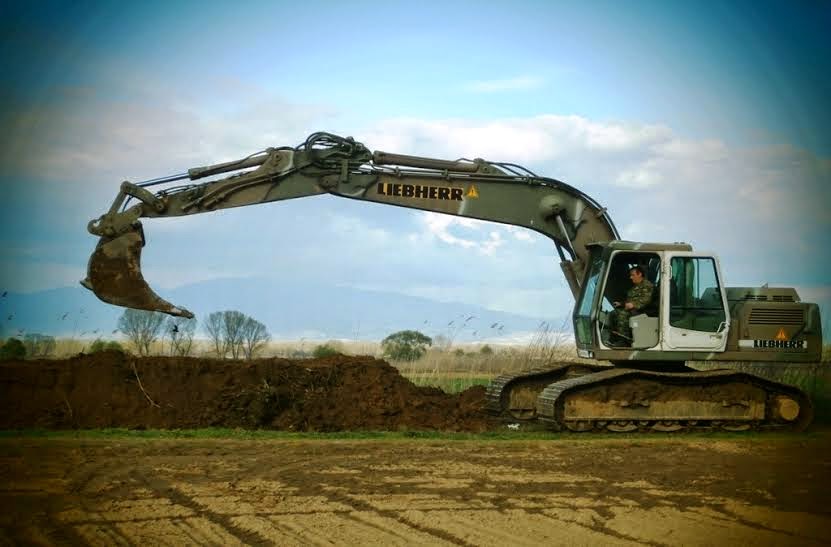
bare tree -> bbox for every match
[204,310,269,360]
[204,311,227,358]
[166,316,197,356]
[220,311,245,359]
[23,333,56,358]
[241,317,270,359]
[117,309,166,356]
[432,334,452,351]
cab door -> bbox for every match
[663,252,730,351]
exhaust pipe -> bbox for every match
[81,224,194,318]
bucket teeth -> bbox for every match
[83,226,194,318]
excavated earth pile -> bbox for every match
[0,352,493,432]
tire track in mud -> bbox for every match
[522,507,662,547]
[174,449,472,546]
[316,487,470,546]
[292,454,500,546]
[245,449,471,544]
[3,438,831,546]
[1,504,92,546]
[44,449,254,545]
[132,448,460,545]
[135,471,265,545]
[0,446,92,545]
[63,449,385,545]
[282,453,648,546]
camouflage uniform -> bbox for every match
[612,279,655,342]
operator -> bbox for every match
[610,266,655,346]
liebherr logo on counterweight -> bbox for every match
[377,182,465,201]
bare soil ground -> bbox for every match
[0,353,491,432]
[1,435,830,546]
[2,354,830,544]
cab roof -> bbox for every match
[587,240,693,252]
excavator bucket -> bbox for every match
[81,226,194,318]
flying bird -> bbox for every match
[6,314,12,321]
[171,325,179,334]
[61,313,69,320]
[1,291,6,297]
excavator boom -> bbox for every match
[83,132,618,317]
[83,131,821,433]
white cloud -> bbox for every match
[464,76,544,93]
[615,162,664,188]
[4,96,829,319]
[420,212,477,249]
[363,115,679,167]
[362,115,828,229]
[417,212,507,255]
[481,231,504,256]
[658,138,729,162]
[328,214,392,246]
[621,221,670,242]
[360,116,829,292]
[505,226,535,242]
[0,85,334,185]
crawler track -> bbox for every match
[484,363,611,420]
[486,364,813,433]
[536,368,813,432]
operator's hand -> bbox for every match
[624,302,635,311]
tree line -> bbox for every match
[1,310,453,363]
[116,309,270,359]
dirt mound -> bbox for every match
[0,352,493,432]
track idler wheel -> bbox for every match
[564,420,594,432]
[772,396,801,422]
[606,421,638,433]
[651,421,683,432]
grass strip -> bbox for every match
[0,427,827,442]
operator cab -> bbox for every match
[573,241,730,360]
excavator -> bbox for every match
[83,132,823,432]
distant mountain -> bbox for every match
[0,278,564,342]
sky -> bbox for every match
[0,0,829,335]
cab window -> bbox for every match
[574,249,605,346]
[602,252,660,317]
[669,257,725,332]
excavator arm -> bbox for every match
[83,132,618,317]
